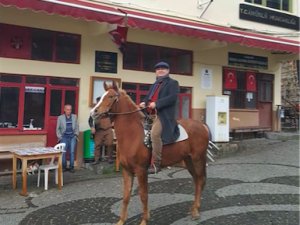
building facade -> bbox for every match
[0,0,299,166]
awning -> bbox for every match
[120,9,300,54]
[1,0,299,53]
[0,0,124,24]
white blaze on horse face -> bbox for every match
[90,91,109,119]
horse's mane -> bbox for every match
[118,89,145,120]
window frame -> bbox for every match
[245,0,292,12]
[89,76,121,107]
[0,23,81,64]
[222,67,259,110]
[123,42,193,76]
[0,73,79,135]
[122,82,192,119]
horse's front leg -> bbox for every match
[191,160,206,219]
[136,167,149,225]
[116,168,134,225]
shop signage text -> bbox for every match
[228,52,268,70]
[95,51,117,73]
[240,3,299,31]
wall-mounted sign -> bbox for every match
[201,68,212,89]
[25,86,45,93]
[228,52,268,70]
[95,51,117,73]
[240,3,299,31]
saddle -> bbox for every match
[143,116,188,149]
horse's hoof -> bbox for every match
[191,211,200,220]
[139,219,147,225]
[115,220,124,225]
[192,215,200,221]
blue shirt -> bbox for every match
[64,115,74,138]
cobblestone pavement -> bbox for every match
[0,137,299,225]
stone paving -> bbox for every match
[0,135,299,225]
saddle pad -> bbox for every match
[144,124,188,144]
[176,124,188,142]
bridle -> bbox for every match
[96,91,146,118]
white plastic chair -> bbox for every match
[37,143,66,190]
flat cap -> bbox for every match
[154,61,170,69]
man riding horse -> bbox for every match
[139,61,179,174]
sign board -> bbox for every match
[95,51,117,73]
[240,3,299,31]
[228,52,268,70]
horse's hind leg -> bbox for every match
[116,168,134,225]
[136,168,149,225]
[184,157,206,219]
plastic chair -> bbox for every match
[37,143,66,190]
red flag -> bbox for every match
[224,68,237,90]
[246,72,256,92]
[0,24,31,59]
[109,26,128,53]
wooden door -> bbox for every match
[46,89,78,146]
[257,74,274,128]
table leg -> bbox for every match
[57,153,62,190]
[12,156,17,189]
[20,158,28,196]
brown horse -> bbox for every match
[90,81,209,225]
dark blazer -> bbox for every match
[145,76,180,144]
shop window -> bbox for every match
[0,24,31,59]
[177,94,191,119]
[175,51,192,74]
[0,73,79,133]
[65,90,77,114]
[50,77,78,86]
[31,29,53,61]
[123,42,193,75]
[245,0,291,11]
[0,74,22,83]
[50,90,63,116]
[0,23,81,63]
[282,0,290,11]
[123,43,140,70]
[0,87,19,128]
[55,33,80,63]
[123,82,192,119]
[122,82,150,104]
[26,76,47,84]
[267,0,281,9]
[258,80,273,102]
[142,45,158,71]
[23,87,46,129]
[223,68,257,109]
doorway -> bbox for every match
[46,79,79,146]
[257,73,274,128]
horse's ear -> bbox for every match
[112,81,119,92]
[104,81,109,91]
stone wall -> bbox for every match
[281,60,300,106]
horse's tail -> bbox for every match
[203,123,212,142]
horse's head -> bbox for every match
[90,81,120,120]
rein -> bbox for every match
[108,107,145,116]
